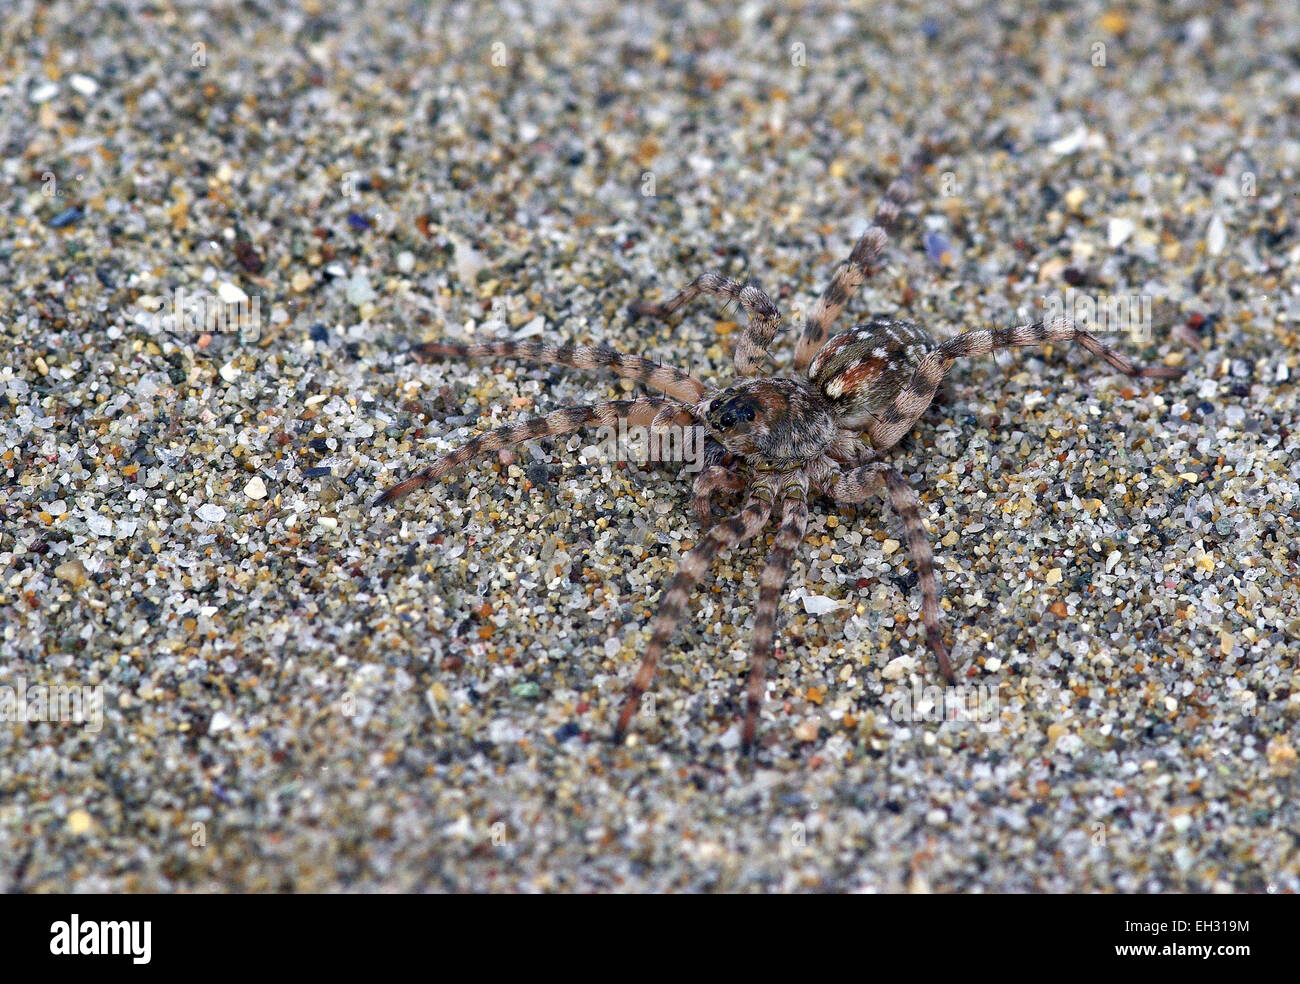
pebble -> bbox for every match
[69,74,98,96]
[54,559,87,587]
[881,655,915,681]
[451,236,484,286]
[793,717,821,742]
[1049,126,1087,156]
[801,594,842,615]
[217,282,248,304]
[924,231,956,267]
[244,476,267,499]
[1266,738,1297,772]
[1206,214,1227,255]
[49,207,84,229]
[514,315,546,340]
[346,272,376,306]
[1107,217,1135,248]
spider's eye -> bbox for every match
[710,397,756,432]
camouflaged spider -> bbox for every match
[374,175,1183,751]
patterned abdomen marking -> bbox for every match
[807,317,937,431]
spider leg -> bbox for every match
[647,401,681,437]
[636,401,694,467]
[793,177,912,371]
[411,338,708,405]
[372,397,690,506]
[826,463,953,682]
[742,491,809,753]
[613,493,774,743]
[866,316,1185,452]
[690,465,747,526]
[629,272,783,377]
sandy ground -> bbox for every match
[1,0,1297,891]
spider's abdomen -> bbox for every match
[808,317,937,430]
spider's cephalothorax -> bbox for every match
[374,174,1184,751]
[701,378,842,465]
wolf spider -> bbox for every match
[373,175,1183,751]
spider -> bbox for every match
[373,174,1183,751]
